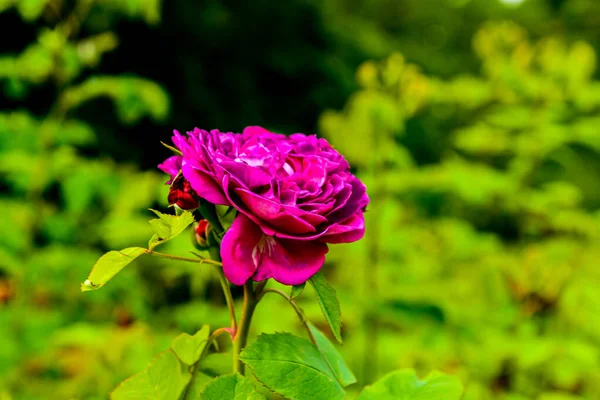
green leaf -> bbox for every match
[308,272,343,343]
[183,370,213,400]
[111,350,192,400]
[308,322,356,387]
[198,352,233,377]
[171,325,210,365]
[81,247,146,291]
[240,333,345,400]
[290,282,305,300]
[356,369,464,400]
[148,209,195,249]
[200,373,265,400]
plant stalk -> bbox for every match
[147,250,222,265]
[259,288,318,346]
[232,281,257,375]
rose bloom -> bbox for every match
[158,126,368,285]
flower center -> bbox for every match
[251,235,277,267]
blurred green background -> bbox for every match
[2,0,600,399]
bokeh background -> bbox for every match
[2,0,600,399]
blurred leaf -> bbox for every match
[356,369,463,400]
[61,76,169,124]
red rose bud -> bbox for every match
[168,175,199,210]
[195,219,210,247]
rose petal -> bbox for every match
[220,214,263,285]
[242,126,273,138]
[219,160,272,189]
[182,161,229,205]
[327,178,369,222]
[253,237,328,285]
[235,188,316,234]
[319,213,366,244]
[158,155,182,184]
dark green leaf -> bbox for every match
[81,247,146,291]
[356,369,463,400]
[240,333,345,400]
[308,322,356,387]
[290,282,306,300]
[200,373,265,400]
[309,272,343,343]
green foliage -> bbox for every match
[356,369,463,400]
[320,19,600,400]
[240,332,346,400]
[0,2,184,398]
[200,373,265,400]
[4,0,600,398]
[309,272,343,343]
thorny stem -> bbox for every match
[258,288,318,347]
[232,281,258,375]
[146,250,222,266]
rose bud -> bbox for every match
[168,175,199,210]
[195,219,211,248]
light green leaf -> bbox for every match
[81,247,146,291]
[308,322,356,387]
[111,350,191,400]
[171,325,210,365]
[148,209,195,249]
[290,282,305,300]
[309,272,343,343]
[200,373,265,400]
[183,370,213,400]
[198,352,233,377]
[240,333,345,400]
[356,369,463,400]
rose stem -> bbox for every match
[147,250,222,265]
[258,288,318,347]
[215,266,237,334]
[232,281,258,374]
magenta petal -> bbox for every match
[253,238,328,285]
[220,214,263,285]
[235,188,316,234]
[219,160,272,189]
[158,155,182,184]
[182,161,229,205]
[320,213,365,244]
[328,178,369,222]
[242,126,273,138]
